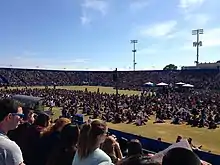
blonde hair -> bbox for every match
[77,119,107,159]
[41,117,71,136]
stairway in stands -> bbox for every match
[0,74,9,84]
[64,71,73,84]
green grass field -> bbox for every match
[7,86,220,154]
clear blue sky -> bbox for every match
[0,0,220,70]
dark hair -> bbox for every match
[61,124,79,147]
[46,124,79,165]
[23,109,34,121]
[127,139,143,157]
[162,147,201,165]
[176,135,182,143]
[34,113,50,127]
[119,155,160,165]
[188,138,192,144]
[0,99,21,122]
[77,119,107,159]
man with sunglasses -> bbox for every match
[0,99,25,165]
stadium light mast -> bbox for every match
[131,40,138,71]
[192,29,203,66]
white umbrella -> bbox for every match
[182,84,194,88]
[176,82,185,85]
[144,82,154,86]
[157,82,168,86]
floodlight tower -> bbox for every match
[192,29,203,66]
[131,40,138,71]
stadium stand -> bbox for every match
[1,67,220,164]
[0,67,220,89]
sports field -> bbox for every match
[7,86,220,154]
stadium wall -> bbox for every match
[108,129,220,165]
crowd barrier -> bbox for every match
[108,129,220,165]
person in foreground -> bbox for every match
[72,119,113,165]
[0,99,25,165]
[162,147,201,165]
[47,123,79,165]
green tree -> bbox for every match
[163,64,178,70]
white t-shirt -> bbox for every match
[72,148,113,165]
[0,133,24,165]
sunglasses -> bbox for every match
[11,113,24,118]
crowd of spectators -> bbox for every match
[0,99,210,165]
[0,68,220,90]
[1,87,220,130]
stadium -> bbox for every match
[1,0,220,165]
[0,65,220,165]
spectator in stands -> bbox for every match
[188,138,202,150]
[117,139,151,165]
[175,135,182,143]
[40,117,71,165]
[117,155,160,165]
[157,138,162,142]
[88,116,92,124]
[47,124,79,165]
[127,139,143,157]
[101,136,123,164]
[162,147,201,165]
[72,119,113,165]
[0,99,25,165]
[8,110,35,146]
[22,113,51,165]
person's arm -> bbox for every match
[114,142,123,160]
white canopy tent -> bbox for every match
[144,82,154,86]
[176,82,185,85]
[182,84,194,88]
[157,82,168,86]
